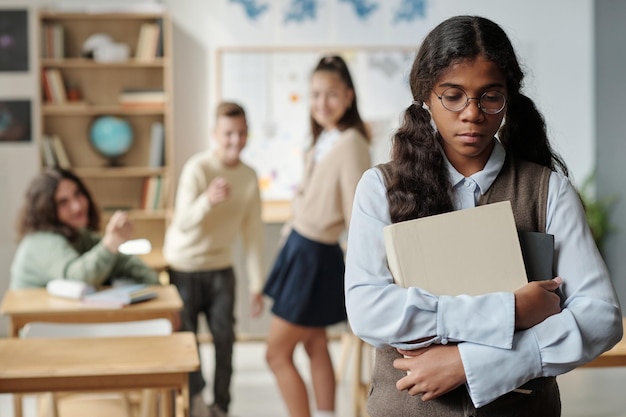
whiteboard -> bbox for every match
[217,46,415,201]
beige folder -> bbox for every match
[383,201,528,295]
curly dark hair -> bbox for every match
[310,54,370,144]
[387,15,568,223]
[16,168,100,242]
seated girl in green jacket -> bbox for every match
[10,168,158,289]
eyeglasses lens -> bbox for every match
[440,87,505,114]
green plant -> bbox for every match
[578,174,618,252]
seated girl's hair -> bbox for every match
[17,168,100,242]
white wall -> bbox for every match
[0,2,44,336]
[0,0,599,336]
[193,0,595,183]
[596,0,626,307]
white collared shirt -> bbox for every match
[313,128,341,162]
[344,140,622,407]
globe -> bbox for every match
[89,116,133,164]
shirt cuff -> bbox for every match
[458,329,543,408]
[438,292,515,349]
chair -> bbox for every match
[335,331,374,417]
[19,319,173,417]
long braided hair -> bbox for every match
[387,15,568,223]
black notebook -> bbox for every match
[518,231,554,281]
[515,231,563,393]
[517,231,564,304]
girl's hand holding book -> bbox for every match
[514,277,563,330]
[394,344,466,401]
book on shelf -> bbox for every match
[141,176,164,210]
[41,23,64,59]
[148,121,165,167]
[383,201,529,295]
[135,23,160,61]
[82,283,157,307]
[155,18,164,57]
[140,177,150,210]
[40,136,58,167]
[41,70,54,102]
[43,69,68,103]
[41,134,71,169]
[51,135,71,169]
[152,176,163,210]
[119,88,165,109]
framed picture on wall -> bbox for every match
[0,99,31,142]
[0,9,28,72]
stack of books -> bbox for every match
[40,134,71,169]
[41,23,65,59]
[141,176,164,211]
[119,88,166,109]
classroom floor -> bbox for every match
[1,338,626,417]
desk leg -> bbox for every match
[13,394,22,417]
[162,389,173,417]
[9,320,18,338]
[165,384,188,417]
[178,381,189,417]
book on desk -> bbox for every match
[82,283,157,307]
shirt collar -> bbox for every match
[443,139,506,195]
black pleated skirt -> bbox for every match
[263,229,347,327]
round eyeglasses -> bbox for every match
[433,87,507,115]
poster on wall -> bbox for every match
[0,99,32,142]
[218,0,434,44]
[0,9,28,71]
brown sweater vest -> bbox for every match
[367,157,559,417]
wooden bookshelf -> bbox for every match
[37,10,173,270]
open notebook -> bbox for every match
[82,283,157,307]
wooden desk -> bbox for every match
[582,318,626,368]
[1,284,183,337]
[262,200,291,223]
[0,332,199,417]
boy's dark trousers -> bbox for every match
[169,267,236,412]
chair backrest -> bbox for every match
[20,318,173,339]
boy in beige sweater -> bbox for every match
[164,102,263,417]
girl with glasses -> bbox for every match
[345,15,622,416]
